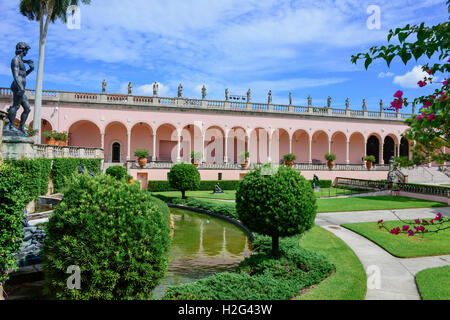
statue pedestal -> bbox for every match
[1,135,35,160]
[0,111,6,161]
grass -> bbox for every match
[342,219,450,258]
[416,266,450,300]
[152,187,371,201]
[296,225,366,300]
[316,196,447,213]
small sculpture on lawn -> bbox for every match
[312,174,320,192]
[213,183,224,194]
[78,164,94,177]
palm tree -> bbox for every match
[19,0,91,143]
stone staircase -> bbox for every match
[400,166,450,185]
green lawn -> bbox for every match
[317,196,447,213]
[152,187,369,201]
[416,266,450,300]
[342,220,450,258]
[296,226,366,300]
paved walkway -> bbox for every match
[315,207,450,300]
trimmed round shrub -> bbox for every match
[168,162,200,199]
[43,174,171,300]
[236,164,317,257]
[105,165,128,181]
[0,164,28,288]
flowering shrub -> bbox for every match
[351,2,450,165]
[377,212,449,237]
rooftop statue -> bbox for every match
[380,99,384,112]
[308,95,312,107]
[268,90,272,104]
[153,81,159,97]
[289,92,292,105]
[345,98,350,109]
[178,83,183,98]
[362,99,367,111]
[247,89,251,102]
[128,82,132,95]
[3,42,34,137]
[102,79,107,93]
[327,96,331,109]
[202,85,207,99]
[225,88,229,101]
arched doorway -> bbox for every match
[68,120,101,148]
[383,136,395,164]
[112,142,121,163]
[367,135,380,164]
[400,137,409,158]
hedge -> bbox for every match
[163,236,333,300]
[148,179,332,191]
[5,158,52,200]
[51,158,102,192]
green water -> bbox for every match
[153,207,252,299]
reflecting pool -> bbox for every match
[153,207,252,299]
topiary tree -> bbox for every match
[42,174,171,300]
[168,162,200,199]
[236,164,317,257]
[0,164,29,300]
[105,165,128,181]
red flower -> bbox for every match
[418,80,427,87]
[394,90,403,98]
[377,219,384,224]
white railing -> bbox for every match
[0,87,413,121]
[33,144,104,159]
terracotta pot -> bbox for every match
[327,160,334,170]
[241,159,249,168]
[128,178,133,184]
[366,161,373,169]
[194,163,199,167]
[138,157,148,167]
[46,137,56,145]
[285,160,294,167]
[59,140,67,146]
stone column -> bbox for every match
[101,133,105,150]
[308,135,312,164]
[153,134,157,161]
[224,133,228,163]
[127,130,131,161]
[176,129,181,162]
[380,140,384,165]
[346,137,350,164]
[328,137,331,154]
[267,132,272,163]
[289,135,292,154]
[202,132,206,163]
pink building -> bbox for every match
[0,86,413,186]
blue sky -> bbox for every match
[0,0,447,111]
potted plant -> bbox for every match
[56,131,68,146]
[238,151,250,168]
[364,155,376,169]
[127,174,134,184]
[134,148,150,167]
[190,151,202,167]
[26,125,38,142]
[43,130,56,145]
[324,153,336,170]
[283,153,296,167]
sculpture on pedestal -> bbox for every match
[3,42,34,137]
[308,95,312,107]
[178,83,183,98]
[345,98,350,109]
[268,90,272,104]
[102,79,107,93]
[247,89,251,102]
[153,81,159,97]
[327,96,331,109]
[289,92,292,105]
[128,82,133,95]
[201,85,207,99]
[225,88,229,101]
[362,99,367,112]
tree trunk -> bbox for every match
[272,235,279,258]
[0,282,4,300]
[181,190,186,199]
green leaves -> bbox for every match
[168,163,201,198]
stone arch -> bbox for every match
[311,130,329,163]
[250,127,270,164]
[228,126,247,163]
[292,129,309,163]
[30,118,54,144]
[349,132,365,164]
[331,131,347,164]
[383,135,396,164]
[105,121,128,163]
[275,128,290,164]
[367,134,381,164]
[130,122,154,161]
[205,125,226,164]
[400,137,409,158]
[156,123,178,162]
[68,120,101,148]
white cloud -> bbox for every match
[393,66,436,88]
[378,72,394,78]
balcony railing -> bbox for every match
[33,144,104,159]
[0,87,414,121]
[129,161,390,171]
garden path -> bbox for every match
[315,207,450,300]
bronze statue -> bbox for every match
[4,42,34,137]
